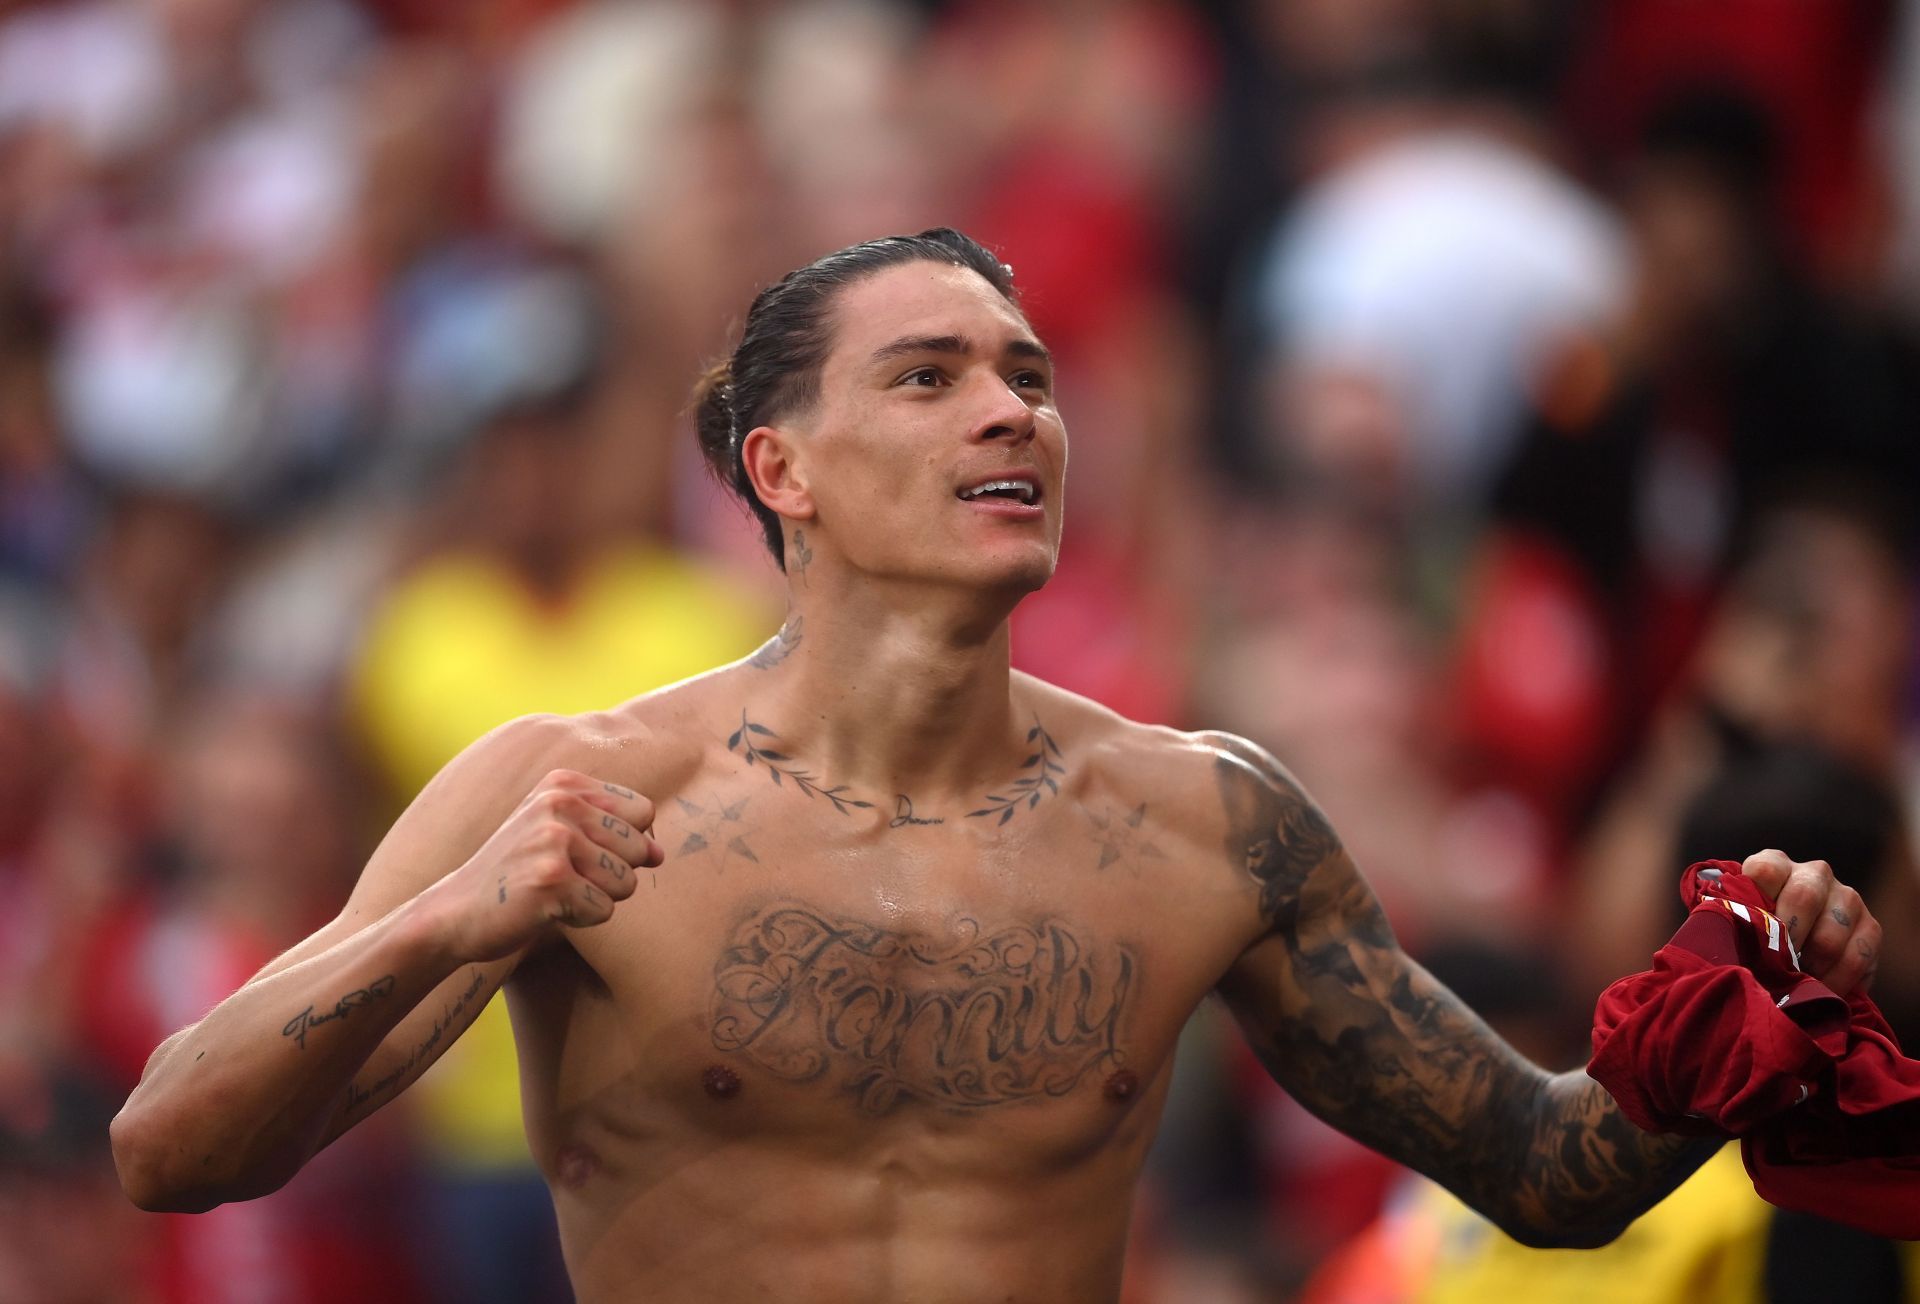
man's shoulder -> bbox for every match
[1016,674,1289,812]
[456,667,739,800]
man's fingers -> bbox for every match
[581,809,664,866]
[1738,851,1883,994]
[1737,848,1793,902]
[1809,887,1880,995]
[1799,897,1854,977]
[1741,850,1830,951]
[552,880,615,929]
[1819,918,1882,997]
[546,789,663,866]
[570,831,637,901]
[553,771,657,834]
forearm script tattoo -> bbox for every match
[343,968,489,1117]
[709,904,1135,1113]
[1213,744,1707,1242]
[282,976,396,1050]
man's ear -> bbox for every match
[741,425,816,521]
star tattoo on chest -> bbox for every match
[1085,802,1166,871]
[674,794,759,866]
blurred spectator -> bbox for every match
[1252,45,1624,524]
[1258,120,1624,518]
[1564,0,1898,287]
[0,1065,145,1304]
[66,684,427,1304]
[1567,492,1917,1005]
[1447,85,1920,851]
[348,382,772,1304]
[0,1,1915,1298]
[0,280,90,586]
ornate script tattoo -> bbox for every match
[709,904,1135,1113]
[282,976,395,1050]
[343,968,488,1117]
[890,794,944,827]
[728,711,877,815]
[967,719,1066,826]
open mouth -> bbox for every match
[956,478,1040,506]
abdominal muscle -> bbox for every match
[549,1121,1149,1304]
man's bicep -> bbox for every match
[1203,733,1710,1243]
[248,712,572,989]
[1206,734,1537,1190]
[1217,910,1534,1180]
[339,714,575,919]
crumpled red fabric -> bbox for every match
[1589,860,1920,1239]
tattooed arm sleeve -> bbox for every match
[1207,737,1714,1248]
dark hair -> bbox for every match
[690,227,1018,567]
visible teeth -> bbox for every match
[961,479,1036,504]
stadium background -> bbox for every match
[2,0,1919,1299]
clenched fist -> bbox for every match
[1737,848,1882,996]
[426,769,664,963]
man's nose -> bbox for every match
[967,375,1037,444]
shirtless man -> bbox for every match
[111,229,1882,1303]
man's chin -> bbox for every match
[979,547,1058,597]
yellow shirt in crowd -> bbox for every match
[351,543,772,1168]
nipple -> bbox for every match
[702,1064,742,1100]
[554,1144,597,1189]
[1103,1069,1140,1103]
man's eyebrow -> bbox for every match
[1005,338,1053,368]
[867,333,1053,369]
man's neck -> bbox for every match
[743,574,1026,806]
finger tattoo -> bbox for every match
[602,814,628,838]
[599,851,626,880]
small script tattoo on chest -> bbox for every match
[708,904,1136,1113]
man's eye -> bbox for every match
[1011,370,1049,391]
[902,367,944,387]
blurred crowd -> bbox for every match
[1,0,1917,1301]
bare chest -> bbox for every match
[508,770,1225,1165]
[705,898,1140,1115]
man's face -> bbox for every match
[786,261,1066,595]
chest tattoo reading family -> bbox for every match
[706,903,1139,1113]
